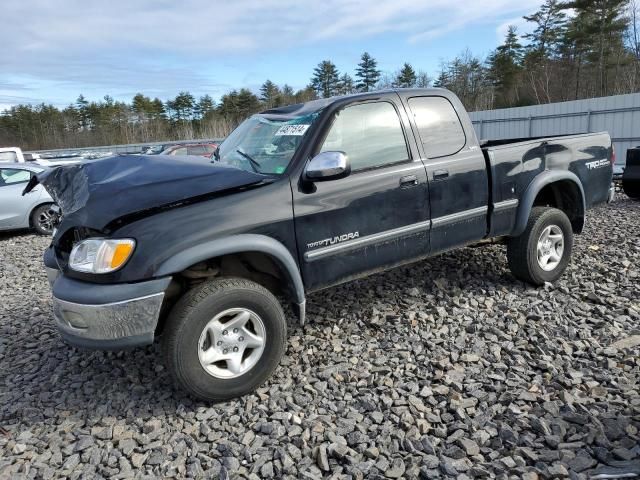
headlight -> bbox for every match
[69,238,136,274]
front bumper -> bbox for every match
[48,268,171,350]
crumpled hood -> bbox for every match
[24,154,270,234]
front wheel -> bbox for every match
[162,278,287,401]
[507,207,573,285]
[31,204,58,235]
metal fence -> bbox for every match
[28,138,223,157]
[469,92,640,166]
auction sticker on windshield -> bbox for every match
[275,124,310,136]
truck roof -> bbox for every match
[260,88,453,119]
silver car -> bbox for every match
[0,162,57,235]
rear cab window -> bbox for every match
[408,96,466,158]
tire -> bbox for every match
[623,178,640,200]
[162,278,287,401]
[31,204,57,235]
[507,207,573,286]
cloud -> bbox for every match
[409,0,541,43]
[496,15,536,43]
[0,0,542,105]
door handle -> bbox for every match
[433,169,449,180]
[399,175,418,187]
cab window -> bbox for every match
[408,96,466,158]
[320,102,409,171]
[171,147,188,156]
[0,169,31,186]
[187,146,207,155]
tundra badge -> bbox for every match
[307,232,360,249]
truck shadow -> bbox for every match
[1,243,517,431]
[305,243,517,326]
[0,229,36,240]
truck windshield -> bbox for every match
[216,113,318,174]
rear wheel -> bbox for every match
[623,178,640,200]
[162,278,287,401]
[31,204,58,235]
[507,207,573,285]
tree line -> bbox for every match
[1,0,638,151]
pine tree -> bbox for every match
[197,95,216,119]
[560,0,630,96]
[499,25,524,62]
[523,0,567,57]
[522,0,568,103]
[260,80,281,108]
[237,89,261,116]
[151,98,165,119]
[280,84,295,105]
[355,52,381,91]
[488,26,524,107]
[295,86,318,103]
[395,63,417,88]
[433,68,449,88]
[628,0,640,60]
[168,91,196,121]
[76,94,90,130]
[217,90,239,119]
[132,93,153,119]
[416,71,432,88]
[337,73,355,95]
[311,60,340,98]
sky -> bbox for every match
[0,0,543,111]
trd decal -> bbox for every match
[585,159,610,170]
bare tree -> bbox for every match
[626,0,640,59]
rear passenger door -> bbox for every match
[403,94,489,252]
[292,99,430,291]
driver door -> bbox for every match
[292,99,430,291]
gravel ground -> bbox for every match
[1,197,639,480]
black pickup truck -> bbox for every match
[34,88,614,401]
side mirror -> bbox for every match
[305,151,350,181]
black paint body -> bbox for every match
[623,147,640,198]
[44,89,613,298]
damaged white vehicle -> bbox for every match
[0,162,58,235]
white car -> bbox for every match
[0,162,58,235]
[0,147,26,163]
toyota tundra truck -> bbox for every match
[31,88,614,401]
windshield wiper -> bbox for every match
[236,149,262,173]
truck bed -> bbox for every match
[480,132,613,237]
